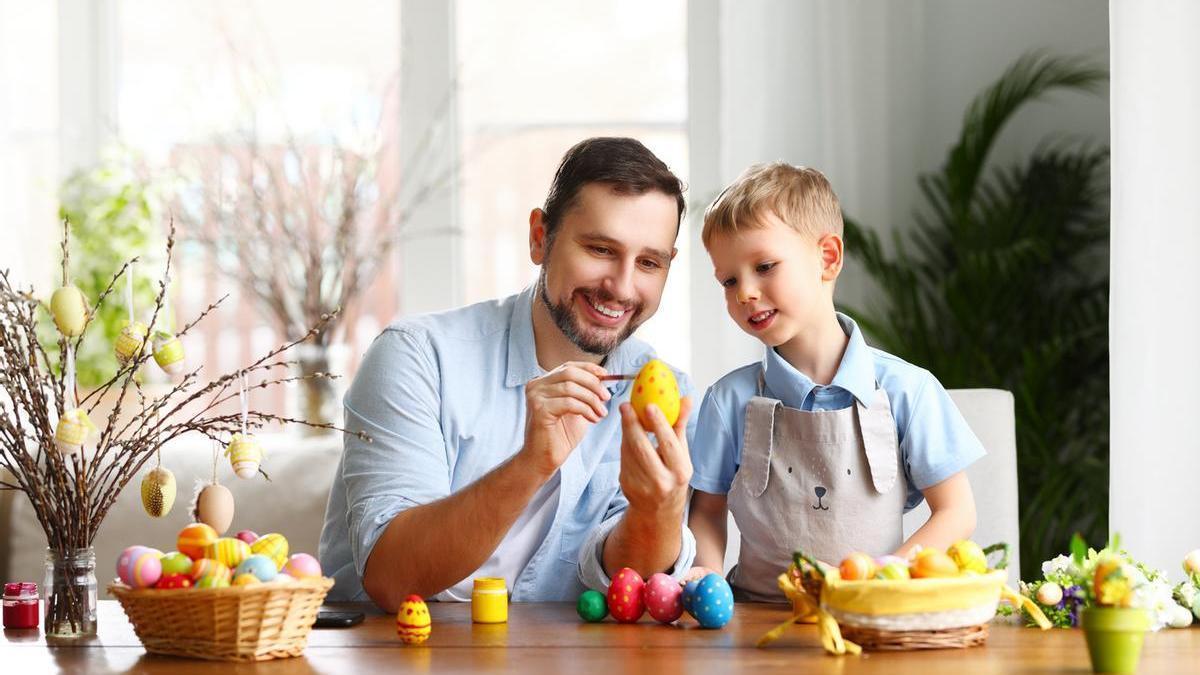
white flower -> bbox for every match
[1042,555,1073,578]
[1132,577,1179,631]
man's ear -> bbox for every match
[529,208,548,265]
[818,232,844,281]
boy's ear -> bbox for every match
[818,232,843,281]
[529,208,548,265]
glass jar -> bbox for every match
[471,577,508,623]
[42,547,97,638]
[3,582,40,629]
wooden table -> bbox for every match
[2,601,1197,673]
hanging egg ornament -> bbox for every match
[396,595,432,645]
[152,330,185,375]
[629,359,681,428]
[606,567,646,623]
[50,285,89,336]
[193,483,235,535]
[140,466,176,518]
[53,409,98,456]
[114,321,149,365]
[250,533,289,570]
[177,523,219,560]
[226,433,263,479]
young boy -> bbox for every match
[687,163,984,601]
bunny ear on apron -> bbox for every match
[856,388,900,494]
[741,397,781,498]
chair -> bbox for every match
[722,388,1020,585]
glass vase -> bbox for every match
[290,342,348,435]
[42,547,97,638]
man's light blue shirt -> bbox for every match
[690,313,985,510]
[319,285,698,602]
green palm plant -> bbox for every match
[841,52,1109,580]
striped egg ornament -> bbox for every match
[189,558,232,584]
[250,533,289,570]
[204,537,251,568]
[177,522,219,560]
[225,433,263,479]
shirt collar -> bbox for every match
[504,284,645,392]
[761,312,877,407]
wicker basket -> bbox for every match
[108,577,333,662]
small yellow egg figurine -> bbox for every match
[629,359,681,428]
[50,285,89,337]
[152,330,185,375]
[114,321,149,365]
[396,594,432,645]
[225,433,263,479]
[947,540,988,574]
[54,409,98,456]
[140,466,177,518]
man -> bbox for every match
[319,137,698,609]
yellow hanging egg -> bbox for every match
[50,285,89,336]
[203,537,251,569]
[629,359,681,428]
[140,466,176,518]
[114,321,149,365]
[194,483,235,535]
[152,331,185,375]
[947,540,988,574]
[53,409,98,455]
[226,433,263,479]
[396,595,432,645]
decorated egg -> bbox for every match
[177,522,219,560]
[234,554,278,583]
[912,549,960,578]
[116,546,162,588]
[204,537,251,569]
[682,578,701,616]
[1036,582,1064,606]
[114,321,149,365]
[194,483,235,535]
[1094,558,1133,607]
[196,574,231,589]
[250,533,289,570]
[688,573,734,629]
[607,567,646,623]
[283,553,322,580]
[50,285,89,336]
[839,552,877,580]
[947,540,988,574]
[140,466,176,518]
[1167,603,1193,628]
[154,573,193,590]
[151,331,185,375]
[235,530,259,545]
[232,573,262,587]
[876,562,911,580]
[644,572,684,624]
[190,558,232,584]
[159,551,193,576]
[225,433,263,479]
[1183,549,1200,576]
[629,359,681,428]
[576,589,608,622]
[396,595,432,645]
[54,409,98,456]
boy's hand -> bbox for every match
[682,565,721,583]
[617,397,693,519]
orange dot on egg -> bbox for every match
[637,385,643,393]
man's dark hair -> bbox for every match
[541,137,686,246]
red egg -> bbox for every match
[155,573,194,590]
[643,572,684,623]
[607,568,646,623]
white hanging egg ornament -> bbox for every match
[114,321,149,365]
[140,466,177,518]
[226,433,263,479]
[152,330,185,375]
[193,483,235,535]
[50,285,89,336]
[53,409,98,455]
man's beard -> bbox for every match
[537,268,644,356]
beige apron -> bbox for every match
[726,374,906,601]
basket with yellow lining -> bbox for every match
[759,543,1050,653]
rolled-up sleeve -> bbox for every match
[341,328,449,578]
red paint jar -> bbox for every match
[3,582,39,629]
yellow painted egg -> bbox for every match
[140,466,176,518]
[912,549,960,578]
[114,321,149,365]
[226,433,263,479]
[204,537,251,569]
[396,594,431,645]
[232,573,261,587]
[53,409,98,456]
[50,285,89,336]
[250,533,290,570]
[152,331,185,375]
[629,359,680,428]
[947,540,988,574]
[190,558,232,584]
[194,483,235,535]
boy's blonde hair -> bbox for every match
[701,162,843,248]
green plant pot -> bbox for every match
[1082,607,1151,673]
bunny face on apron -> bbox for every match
[726,374,906,602]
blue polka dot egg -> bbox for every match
[685,573,733,629]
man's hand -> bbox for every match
[518,362,611,479]
[618,397,693,517]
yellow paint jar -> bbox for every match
[471,577,508,623]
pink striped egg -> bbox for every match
[116,546,162,588]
